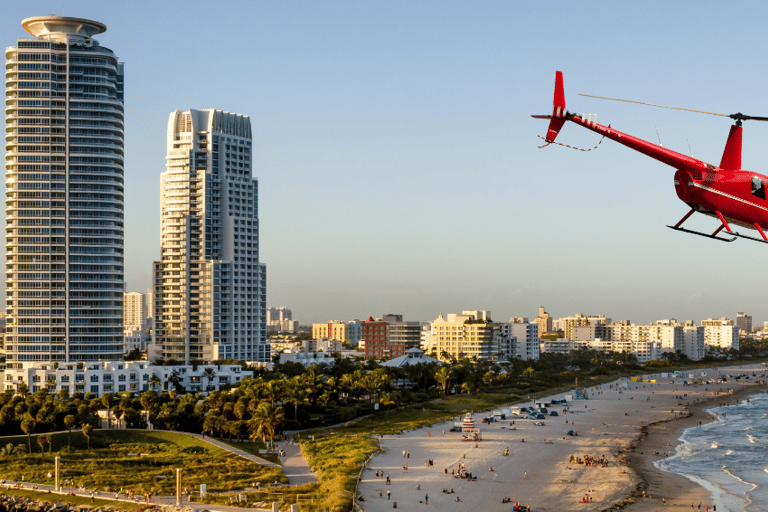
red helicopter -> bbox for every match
[533,71,768,244]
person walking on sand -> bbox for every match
[387,490,391,500]
[425,494,428,504]
[524,471,528,478]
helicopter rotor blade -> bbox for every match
[579,93,731,118]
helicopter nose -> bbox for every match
[674,169,695,202]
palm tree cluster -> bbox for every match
[0,349,656,443]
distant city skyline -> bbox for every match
[4,2,768,328]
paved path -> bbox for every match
[185,433,280,468]
[273,436,318,486]
[1,482,273,512]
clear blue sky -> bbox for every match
[4,1,768,326]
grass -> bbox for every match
[0,430,286,496]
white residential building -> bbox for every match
[151,109,268,363]
[681,322,706,361]
[702,319,739,353]
[503,321,540,360]
[124,292,147,332]
[540,338,661,363]
[5,16,125,366]
[3,361,252,396]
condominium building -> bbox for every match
[266,306,292,331]
[539,338,661,363]
[360,315,422,360]
[502,321,540,360]
[534,306,552,335]
[428,311,502,361]
[558,314,610,340]
[736,312,752,335]
[312,321,350,343]
[151,109,267,363]
[680,322,705,361]
[5,16,125,367]
[701,319,739,353]
[123,292,147,332]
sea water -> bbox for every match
[655,392,768,511]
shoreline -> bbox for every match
[623,383,767,511]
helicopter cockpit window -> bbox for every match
[752,177,766,200]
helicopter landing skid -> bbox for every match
[730,231,768,244]
[666,225,736,242]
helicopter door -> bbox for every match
[751,177,765,200]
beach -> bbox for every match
[357,365,767,511]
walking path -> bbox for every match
[185,433,280,468]
[1,481,273,512]
[273,437,317,486]
[190,431,317,486]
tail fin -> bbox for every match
[719,124,742,170]
[545,71,567,142]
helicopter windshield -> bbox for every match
[752,177,765,200]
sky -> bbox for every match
[4,1,768,326]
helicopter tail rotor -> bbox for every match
[531,71,567,143]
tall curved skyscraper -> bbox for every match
[5,16,124,366]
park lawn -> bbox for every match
[0,430,286,496]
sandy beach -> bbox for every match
[356,365,767,511]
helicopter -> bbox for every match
[533,71,768,244]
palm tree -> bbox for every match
[168,370,183,392]
[202,367,217,392]
[37,435,46,457]
[45,434,53,455]
[263,380,285,407]
[148,374,162,392]
[247,402,285,451]
[379,393,396,411]
[101,393,114,429]
[435,367,452,395]
[82,424,93,453]
[284,382,311,421]
[64,414,76,448]
[20,417,35,454]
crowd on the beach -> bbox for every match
[569,454,609,467]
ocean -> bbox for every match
[656,391,768,511]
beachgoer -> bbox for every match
[524,472,528,478]
[387,490,391,500]
[425,494,428,504]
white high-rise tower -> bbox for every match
[5,16,124,366]
[151,109,267,363]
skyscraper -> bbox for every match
[5,16,124,366]
[151,109,267,363]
